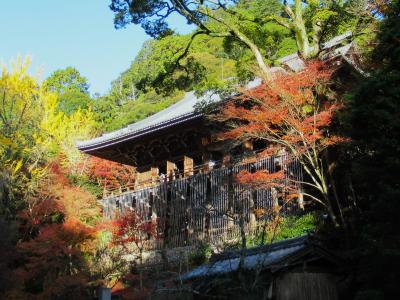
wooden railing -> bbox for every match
[102,154,303,250]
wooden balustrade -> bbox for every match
[102,154,303,250]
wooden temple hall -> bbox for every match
[77,79,304,249]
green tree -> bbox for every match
[346,1,400,297]
[113,34,236,96]
[92,96,119,130]
[57,91,93,116]
[110,0,286,79]
[112,36,206,95]
[109,0,364,80]
[43,67,89,94]
[43,67,93,115]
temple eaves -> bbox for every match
[77,32,353,153]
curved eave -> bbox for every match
[77,112,203,153]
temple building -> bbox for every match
[77,81,304,249]
[76,32,355,250]
[77,78,264,184]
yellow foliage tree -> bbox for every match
[38,86,98,170]
[0,58,97,216]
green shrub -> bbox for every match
[248,213,317,247]
[274,213,317,241]
[189,242,212,266]
[67,174,103,199]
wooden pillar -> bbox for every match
[185,178,192,245]
[227,168,235,231]
[244,140,253,151]
[205,175,212,241]
[202,152,211,172]
[136,170,151,188]
[183,156,194,177]
[201,137,210,172]
[151,167,159,185]
[298,191,305,210]
[272,187,279,209]
[222,153,231,167]
[250,190,257,231]
[162,184,172,267]
[166,161,176,181]
[243,140,256,164]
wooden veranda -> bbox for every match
[102,154,303,250]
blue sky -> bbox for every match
[0,1,192,95]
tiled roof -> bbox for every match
[77,91,211,151]
[179,235,310,281]
[77,32,352,152]
[77,78,261,151]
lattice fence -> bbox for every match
[102,154,303,250]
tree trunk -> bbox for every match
[327,162,347,229]
[288,0,318,59]
[293,25,313,59]
[233,28,272,80]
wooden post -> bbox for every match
[222,153,231,167]
[162,183,172,268]
[298,191,305,210]
[201,136,210,172]
[243,140,256,164]
[244,140,253,151]
[205,175,212,241]
[166,161,176,181]
[185,177,192,245]
[137,170,152,188]
[151,167,159,185]
[201,137,210,146]
[203,152,211,172]
[272,187,279,208]
[184,156,194,177]
[227,168,234,231]
[250,190,257,231]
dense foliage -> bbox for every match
[0,0,398,298]
[217,61,348,226]
[110,0,370,80]
[0,62,125,299]
[345,1,400,297]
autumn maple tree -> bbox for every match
[13,218,95,299]
[84,156,136,193]
[217,61,347,226]
[112,210,159,263]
